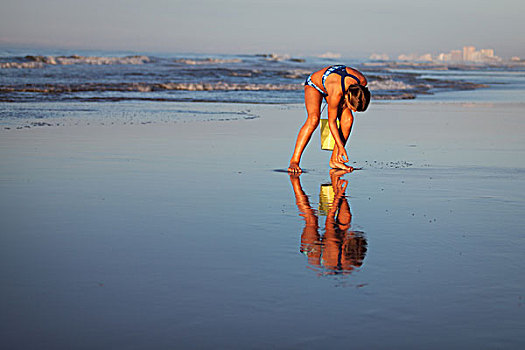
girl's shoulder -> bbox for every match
[346,67,368,85]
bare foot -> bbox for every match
[288,162,302,174]
[329,159,354,172]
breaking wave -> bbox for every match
[1,82,303,93]
[0,51,494,103]
[368,79,414,90]
[281,69,312,79]
[256,53,305,62]
[0,55,151,68]
[174,58,242,65]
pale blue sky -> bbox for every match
[1,0,524,58]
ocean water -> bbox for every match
[2,48,523,106]
[1,48,524,130]
[393,68,525,103]
[1,49,525,349]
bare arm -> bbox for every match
[326,94,349,163]
[326,176,348,226]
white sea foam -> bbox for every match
[282,69,311,79]
[156,82,300,91]
[229,70,261,77]
[368,79,414,91]
[262,53,291,61]
[0,55,151,68]
[55,55,150,65]
[0,62,45,69]
[2,80,418,95]
[174,58,242,65]
[1,82,303,93]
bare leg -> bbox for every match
[288,86,323,173]
[329,108,354,171]
[289,174,321,267]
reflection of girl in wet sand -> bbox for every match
[289,170,367,275]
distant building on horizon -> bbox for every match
[370,46,503,63]
[397,53,432,62]
[438,46,501,63]
[463,46,476,61]
[437,49,462,62]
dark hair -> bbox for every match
[345,84,371,112]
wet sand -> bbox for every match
[1,102,525,349]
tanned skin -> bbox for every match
[288,66,367,174]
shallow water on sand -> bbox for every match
[1,102,524,348]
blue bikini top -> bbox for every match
[322,65,362,94]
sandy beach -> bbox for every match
[1,101,525,348]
